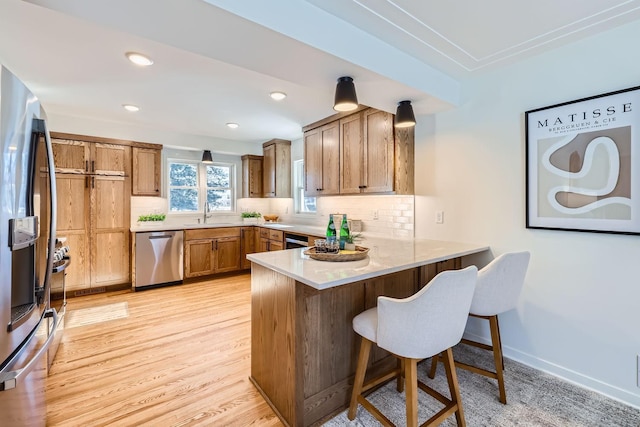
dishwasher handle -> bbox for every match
[148,235,173,240]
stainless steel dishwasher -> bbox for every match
[135,230,184,290]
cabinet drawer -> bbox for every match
[185,227,240,241]
[268,230,283,241]
[260,228,270,239]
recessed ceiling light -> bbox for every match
[226,122,239,129]
[123,104,140,112]
[125,52,153,66]
[269,91,287,101]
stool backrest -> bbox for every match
[377,266,478,359]
[470,251,530,317]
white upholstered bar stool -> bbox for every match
[428,251,530,404]
[348,266,478,427]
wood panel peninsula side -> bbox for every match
[247,238,489,426]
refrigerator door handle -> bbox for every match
[0,309,58,392]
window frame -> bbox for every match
[204,162,236,212]
[167,157,236,215]
[294,159,316,215]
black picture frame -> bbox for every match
[525,86,640,235]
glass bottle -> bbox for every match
[339,214,349,250]
[326,214,337,242]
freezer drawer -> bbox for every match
[135,231,184,289]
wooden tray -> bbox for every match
[304,246,369,262]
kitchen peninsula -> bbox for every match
[247,238,489,427]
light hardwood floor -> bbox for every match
[46,273,283,426]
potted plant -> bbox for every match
[241,211,261,224]
[137,213,166,226]
[344,232,361,251]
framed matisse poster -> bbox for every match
[525,86,640,234]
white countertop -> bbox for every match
[130,221,326,235]
[247,237,489,290]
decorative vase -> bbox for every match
[344,242,356,251]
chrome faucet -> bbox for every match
[203,202,212,224]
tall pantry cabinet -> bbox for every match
[51,134,131,293]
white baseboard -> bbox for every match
[461,331,640,410]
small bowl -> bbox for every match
[263,214,279,222]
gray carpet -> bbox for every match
[323,344,640,426]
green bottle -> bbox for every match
[326,214,337,242]
[339,214,349,249]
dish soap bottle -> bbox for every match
[339,214,349,250]
[326,214,337,243]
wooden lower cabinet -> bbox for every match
[55,172,130,292]
[184,228,242,278]
[257,227,284,252]
[240,227,258,269]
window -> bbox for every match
[294,159,316,214]
[205,164,233,211]
[168,161,199,212]
[168,159,235,212]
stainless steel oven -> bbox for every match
[284,232,308,249]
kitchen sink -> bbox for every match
[263,223,293,228]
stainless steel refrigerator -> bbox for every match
[0,65,58,426]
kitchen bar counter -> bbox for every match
[247,237,488,290]
[248,238,488,426]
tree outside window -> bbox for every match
[168,159,235,212]
[169,162,198,212]
[206,164,233,211]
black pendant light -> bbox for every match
[333,76,358,112]
[394,100,416,128]
[202,150,213,163]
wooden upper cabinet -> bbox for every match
[362,109,395,193]
[51,139,90,174]
[51,138,129,177]
[339,113,364,194]
[262,139,291,198]
[132,147,161,196]
[304,122,340,196]
[94,143,127,176]
[304,106,414,196]
[241,155,263,198]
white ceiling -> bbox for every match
[1,0,639,147]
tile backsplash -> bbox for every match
[131,195,414,238]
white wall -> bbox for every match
[415,20,640,408]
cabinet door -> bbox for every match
[52,139,90,174]
[92,143,129,176]
[339,113,364,194]
[363,109,394,193]
[91,175,130,287]
[258,237,270,253]
[132,147,161,196]
[214,236,241,273]
[184,239,216,278]
[240,227,257,269]
[263,143,275,197]
[305,123,340,196]
[55,174,90,291]
[304,128,322,197]
[242,156,263,198]
[268,238,284,251]
[320,122,340,195]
